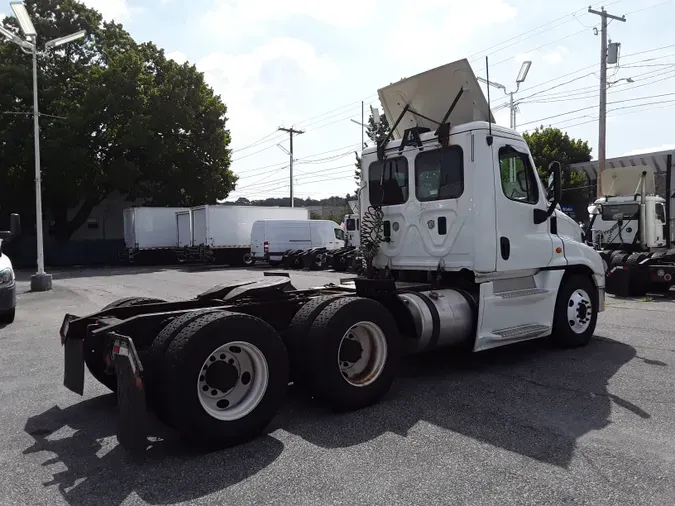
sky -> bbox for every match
[5,0,675,202]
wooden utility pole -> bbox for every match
[278,126,304,207]
[588,6,626,197]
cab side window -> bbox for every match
[369,157,409,206]
[334,228,345,241]
[498,146,539,205]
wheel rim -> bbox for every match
[243,252,253,265]
[314,254,324,267]
[197,341,269,421]
[566,288,593,334]
[337,321,387,387]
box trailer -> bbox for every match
[182,205,310,265]
[122,207,189,263]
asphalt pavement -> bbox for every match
[1,265,674,506]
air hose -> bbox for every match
[359,205,384,275]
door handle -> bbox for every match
[500,236,510,260]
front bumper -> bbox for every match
[0,283,16,311]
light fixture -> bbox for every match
[10,2,36,37]
[516,61,532,83]
[45,29,85,48]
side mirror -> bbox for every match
[587,204,601,216]
[534,161,561,224]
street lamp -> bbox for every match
[2,2,85,291]
[477,60,532,129]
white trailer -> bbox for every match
[186,205,310,265]
[122,206,189,263]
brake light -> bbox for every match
[264,241,269,253]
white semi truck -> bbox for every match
[59,58,606,454]
[585,165,675,295]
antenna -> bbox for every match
[485,56,493,143]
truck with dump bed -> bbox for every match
[58,58,606,454]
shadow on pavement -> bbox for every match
[23,395,284,505]
[275,335,642,467]
[24,335,641,504]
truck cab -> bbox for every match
[588,166,668,252]
[0,213,21,324]
[358,58,605,349]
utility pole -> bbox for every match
[589,6,626,198]
[278,126,304,207]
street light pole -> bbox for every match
[30,36,46,282]
[3,2,86,291]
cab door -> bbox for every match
[492,143,556,272]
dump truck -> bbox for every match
[59,58,606,454]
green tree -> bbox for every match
[522,126,593,218]
[354,112,389,190]
[0,0,236,241]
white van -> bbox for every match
[251,219,346,264]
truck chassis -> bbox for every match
[598,248,675,297]
[61,270,598,455]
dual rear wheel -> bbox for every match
[89,294,401,450]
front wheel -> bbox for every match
[0,308,15,324]
[550,274,598,348]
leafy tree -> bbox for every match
[0,0,236,241]
[354,112,389,190]
[522,126,593,218]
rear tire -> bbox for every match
[85,296,165,392]
[551,274,598,349]
[303,297,401,411]
[286,294,346,383]
[162,311,289,449]
[146,308,225,424]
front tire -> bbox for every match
[0,307,15,324]
[162,311,289,449]
[551,274,598,348]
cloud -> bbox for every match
[81,0,132,22]
[201,0,379,41]
[167,51,188,64]
[542,46,569,64]
[622,145,675,156]
[196,37,339,148]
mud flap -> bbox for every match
[63,337,85,395]
[111,334,149,454]
[61,314,85,395]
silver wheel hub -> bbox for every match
[338,321,387,387]
[567,288,593,334]
[197,341,268,421]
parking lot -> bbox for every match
[1,265,674,506]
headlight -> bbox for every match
[0,268,14,285]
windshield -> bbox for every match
[601,203,639,221]
[368,157,409,206]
